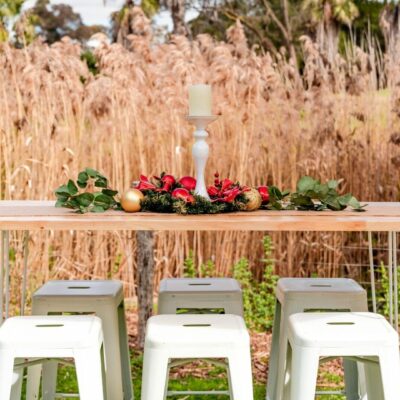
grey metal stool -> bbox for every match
[158,277,243,316]
[157,277,244,397]
[267,277,368,400]
[29,280,133,400]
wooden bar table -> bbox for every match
[1,200,400,335]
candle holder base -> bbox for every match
[186,115,218,201]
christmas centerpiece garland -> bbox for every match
[55,168,366,214]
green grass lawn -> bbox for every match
[21,350,345,399]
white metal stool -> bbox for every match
[0,315,106,400]
[141,314,253,400]
[267,278,368,400]
[285,312,400,400]
[158,278,243,316]
[29,280,133,400]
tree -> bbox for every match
[0,0,25,41]
[190,0,305,61]
[31,0,105,44]
[302,0,359,61]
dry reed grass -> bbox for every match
[1,9,399,307]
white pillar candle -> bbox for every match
[188,84,212,116]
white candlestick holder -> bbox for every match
[186,115,218,200]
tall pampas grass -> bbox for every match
[0,9,399,308]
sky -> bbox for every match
[23,0,199,31]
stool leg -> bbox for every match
[42,360,58,400]
[97,307,125,400]
[228,348,254,400]
[289,344,319,400]
[266,300,281,400]
[75,347,106,400]
[0,351,15,399]
[275,313,291,400]
[343,358,360,400]
[11,361,24,400]
[379,348,400,400]
[141,349,169,400]
[363,357,384,400]
[118,302,134,400]
[26,363,42,400]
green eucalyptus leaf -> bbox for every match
[78,171,89,183]
[55,199,66,208]
[94,194,112,205]
[338,193,352,206]
[297,176,316,193]
[85,168,99,178]
[76,193,94,207]
[327,180,338,189]
[102,189,118,197]
[95,178,107,188]
[55,184,70,197]
[92,205,107,213]
[67,180,78,195]
[348,196,361,209]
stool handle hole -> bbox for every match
[327,322,355,325]
[188,283,212,286]
[35,324,64,328]
[310,284,332,287]
[183,324,211,327]
[67,286,91,289]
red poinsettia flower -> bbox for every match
[134,175,157,191]
[220,178,234,193]
[207,185,220,197]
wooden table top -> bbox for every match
[0,201,399,232]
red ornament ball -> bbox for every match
[172,188,195,204]
[179,176,196,191]
[258,186,270,204]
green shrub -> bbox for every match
[233,235,278,331]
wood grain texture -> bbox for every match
[0,201,399,231]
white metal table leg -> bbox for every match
[393,232,398,330]
[0,231,4,324]
[389,232,394,326]
[368,232,377,313]
[4,231,10,319]
[21,231,29,316]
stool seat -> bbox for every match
[0,316,102,351]
[30,280,133,400]
[0,315,106,400]
[158,278,243,316]
[286,312,400,400]
[267,277,368,400]
[276,278,366,305]
[160,278,241,293]
[289,312,398,348]
[33,279,123,299]
[145,314,249,350]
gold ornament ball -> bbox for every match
[121,189,144,212]
[244,188,262,211]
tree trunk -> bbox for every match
[136,230,155,349]
[168,0,189,35]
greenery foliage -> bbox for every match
[233,235,278,331]
[54,168,120,213]
[141,191,247,215]
[267,176,365,211]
